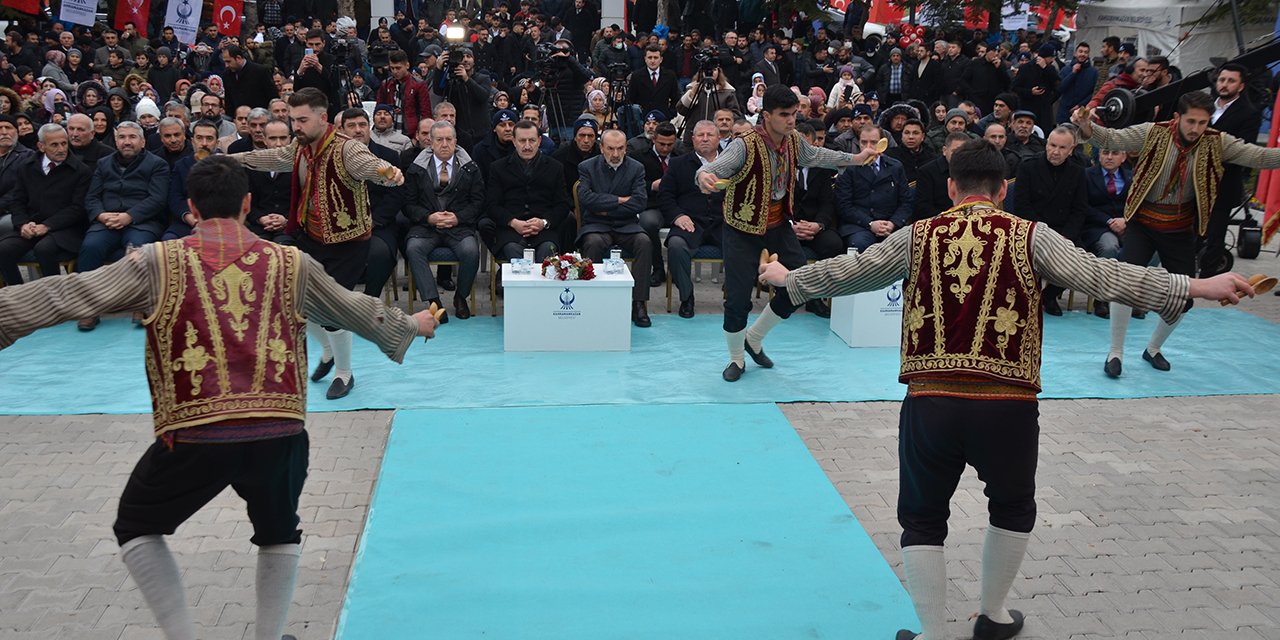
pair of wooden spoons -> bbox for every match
[422,302,448,341]
[1220,274,1277,306]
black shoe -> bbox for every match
[806,299,831,318]
[722,362,744,382]
[283,636,298,640]
[438,277,456,291]
[1093,300,1110,318]
[972,609,1024,640]
[648,269,665,288]
[895,631,918,640]
[745,341,773,368]
[429,298,449,324]
[77,316,99,332]
[1104,357,1122,378]
[632,300,651,327]
[1143,349,1171,371]
[678,295,695,318]
[1043,296,1063,316]
[326,375,354,400]
[310,357,334,382]
[1131,308,1146,319]
[453,294,471,320]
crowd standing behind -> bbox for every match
[0,1,1267,333]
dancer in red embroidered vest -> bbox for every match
[1071,92,1280,378]
[0,156,438,640]
[230,87,406,400]
[758,140,1254,640]
[695,85,876,382]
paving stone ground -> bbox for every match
[1,238,1276,639]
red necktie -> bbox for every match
[1105,171,1117,196]
[660,156,667,173]
[652,72,658,87]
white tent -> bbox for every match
[1073,0,1275,75]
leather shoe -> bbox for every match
[310,357,335,382]
[1093,300,1109,318]
[438,276,456,291]
[326,375,354,400]
[745,340,773,368]
[722,362,744,382]
[429,298,449,324]
[1143,349,1171,371]
[806,299,831,318]
[77,316,99,332]
[678,295,695,318]
[895,631,918,640]
[632,300,651,327]
[972,609,1024,640]
[1104,357,1122,378]
[453,294,471,320]
[648,269,665,288]
[1043,296,1063,316]
[1131,308,1146,319]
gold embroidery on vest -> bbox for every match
[904,286,928,347]
[991,288,1024,359]
[186,251,233,395]
[267,316,295,383]
[942,217,988,303]
[211,262,258,341]
[172,321,212,396]
[330,179,354,229]
[250,247,282,392]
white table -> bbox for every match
[830,282,905,348]
[502,263,634,351]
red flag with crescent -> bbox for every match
[1255,88,1280,245]
[1,0,41,15]
[215,0,243,37]
[114,0,151,37]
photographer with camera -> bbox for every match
[429,45,492,149]
[676,54,741,146]
[294,30,342,117]
[528,37,592,144]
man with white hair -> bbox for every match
[0,123,91,285]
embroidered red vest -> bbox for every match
[291,128,373,244]
[1124,120,1224,237]
[899,203,1044,391]
[722,129,800,236]
[144,231,308,438]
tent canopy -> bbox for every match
[1074,0,1274,75]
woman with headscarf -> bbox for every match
[205,74,225,98]
[40,88,72,125]
[491,90,511,111]
[13,112,37,148]
[41,51,74,94]
[107,88,133,123]
[584,88,616,130]
[65,49,92,86]
[88,107,116,147]
[173,78,191,103]
[122,73,147,104]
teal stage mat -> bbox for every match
[0,308,1277,414]
[336,404,916,639]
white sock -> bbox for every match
[745,306,783,351]
[1107,302,1130,361]
[308,322,333,362]
[255,543,301,640]
[1146,316,1180,357]
[902,545,947,640]
[120,535,196,640]
[328,329,353,382]
[724,329,746,367]
[980,526,1030,625]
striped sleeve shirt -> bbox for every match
[231,138,396,185]
[0,243,419,363]
[784,219,1192,325]
[697,135,854,201]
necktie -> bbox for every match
[652,71,658,87]
[439,160,450,186]
[660,156,667,173]
[47,161,56,173]
[1105,171,1116,196]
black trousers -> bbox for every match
[297,235,370,331]
[114,431,310,547]
[722,223,805,333]
[898,395,1039,548]
[0,235,68,285]
[363,232,398,299]
[580,230,652,301]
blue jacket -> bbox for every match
[1056,61,1099,124]
[834,154,914,238]
[1081,163,1133,248]
[85,150,170,237]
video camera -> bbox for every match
[534,41,574,88]
[606,61,630,81]
[368,43,393,69]
[692,47,721,81]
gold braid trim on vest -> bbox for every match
[899,203,1044,391]
[722,130,800,236]
[1123,120,1224,237]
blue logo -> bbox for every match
[559,287,575,310]
[886,284,902,307]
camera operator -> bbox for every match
[429,46,492,148]
[676,58,741,146]
[528,38,592,143]
[294,29,341,117]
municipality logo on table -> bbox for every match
[884,284,903,311]
[553,288,581,318]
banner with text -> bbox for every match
[59,0,97,27]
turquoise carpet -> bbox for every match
[0,308,1277,414]
[336,404,916,639]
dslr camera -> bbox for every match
[692,46,721,81]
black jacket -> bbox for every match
[656,151,724,245]
[246,166,292,240]
[224,59,279,113]
[631,145,680,204]
[1013,155,1088,244]
[403,151,485,242]
[912,156,951,223]
[1082,163,1133,248]
[1212,95,1263,212]
[486,152,570,250]
[628,66,680,118]
[293,52,341,116]
[792,165,837,231]
[70,140,114,167]
[834,155,915,237]
[885,144,937,185]
[0,154,92,254]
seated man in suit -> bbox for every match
[0,124,90,285]
[336,107,405,302]
[77,121,170,331]
[791,122,842,318]
[657,120,724,318]
[487,120,570,263]
[577,129,653,327]
[1082,148,1132,317]
[631,121,681,288]
[884,118,936,184]
[982,122,1019,178]
[244,119,295,245]
[1005,110,1045,176]
[912,131,970,223]
[834,125,914,252]
[1012,125,1089,316]
[403,121,485,321]
[163,119,222,241]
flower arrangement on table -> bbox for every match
[541,253,596,281]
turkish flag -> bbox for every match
[1254,88,1280,246]
[114,0,151,38]
[0,0,41,15]
[214,0,244,37]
